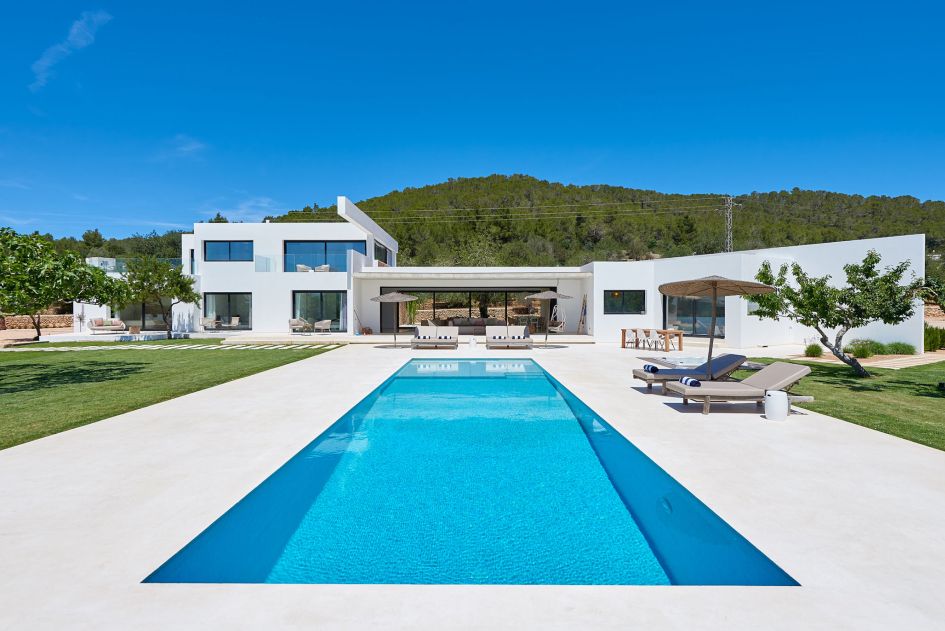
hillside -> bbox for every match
[265,175,945,270]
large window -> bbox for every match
[379,288,552,332]
[204,241,253,262]
[664,295,725,337]
[117,302,168,331]
[374,241,391,265]
[204,293,252,329]
[284,241,366,272]
[293,291,347,332]
[603,290,646,314]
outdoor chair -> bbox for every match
[646,329,663,350]
[219,316,241,330]
[289,318,313,334]
[313,319,332,333]
[201,317,220,332]
[632,354,747,392]
[664,361,812,414]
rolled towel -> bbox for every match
[643,364,659,373]
[680,376,701,387]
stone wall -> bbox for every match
[0,314,74,330]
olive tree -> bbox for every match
[752,250,922,377]
[0,227,127,339]
[123,256,200,339]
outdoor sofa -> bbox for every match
[411,325,459,349]
[88,318,127,334]
[664,361,812,414]
[485,325,533,349]
[632,354,747,392]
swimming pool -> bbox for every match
[146,359,796,585]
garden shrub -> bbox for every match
[803,343,823,357]
[884,342,916,355]
[844,339,886,358]
[926,324,945,352]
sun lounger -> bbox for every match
[632,354,747,392]
[664,361,812,414]
[486,325,533,349]
[505,325,533,349]
[485,325,509,349]
[411,326,458,349]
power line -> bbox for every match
[350,196,728,215]
[377,205,727,226]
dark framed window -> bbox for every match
[374,241,391,265]
[292,291,347,332]
[603,290,646,314]
[203,293,252,329]
[284,240,366,272]
[204,240,253,262]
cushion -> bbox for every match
[680,376,701,387]
[643,364,659,373]
[91,318,104,326]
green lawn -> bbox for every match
[743,359,945,451]
[26,337,226,347]
[0,345,334,450]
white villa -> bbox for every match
[75,197,927,350]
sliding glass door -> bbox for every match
[204,293,252,329]
[664,296,725,337]
[293,291,347,332]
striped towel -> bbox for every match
[680,376,701,387]
[643,364,659,373]
[419,335,431,340]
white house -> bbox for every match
[75,196,927,351]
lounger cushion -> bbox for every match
[665,381,764,398]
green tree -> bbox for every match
[123,257,200,339]
[82,228,105,250]
[752,250,922,377]
[208,212,229,223]
[0,228,127,339]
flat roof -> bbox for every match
[354,266,590,280]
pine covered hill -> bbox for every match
[265,174,944,268]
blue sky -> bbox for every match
[1,1,943,237]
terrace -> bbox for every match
[1,342,944,628]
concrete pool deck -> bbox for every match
[1,343,944,629]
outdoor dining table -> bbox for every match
[620,327,684,351]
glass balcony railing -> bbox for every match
[284,253,349,273]
[89,258,183,273]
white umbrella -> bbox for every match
[525,290,573,347]
[370,291,418,348]
[657,276,773,375]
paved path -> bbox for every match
[0,343,341,352]
[798,349,945,369]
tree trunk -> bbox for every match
[817,326,870,377]
[30,314,42,341]
[0,314,6,331]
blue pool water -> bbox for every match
[146,359,796,585]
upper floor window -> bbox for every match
[374,241,391,265]
[603,290,646,314]
[204,240,253,262]
[284,240,366,272]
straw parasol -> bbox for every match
[525,290,573,347]
[370,291,418,347]
[657,276,774,375]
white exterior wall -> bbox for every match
[585,234,925,350]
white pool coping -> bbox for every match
[1,343,944,629]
